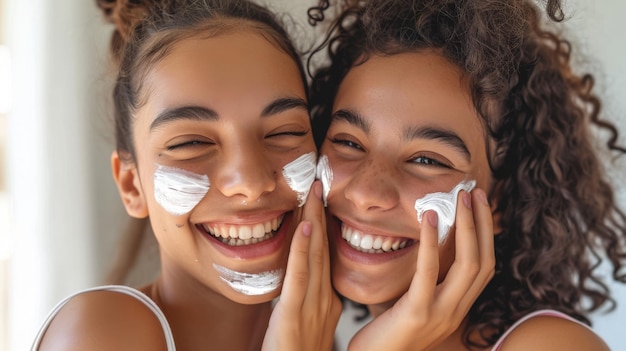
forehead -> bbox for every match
[141,30,305,116]
[334,51,483,140]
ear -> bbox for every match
[111,151,149,218]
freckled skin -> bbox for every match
[322,51,492,310]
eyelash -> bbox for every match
[409,154,449,167]
[166,140,212,151]
[328,137,364,151]
[166,129,309,150]
[266,130,309,138]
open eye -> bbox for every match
[328,136,364,151]
[409,153,452,168]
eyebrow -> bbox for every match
[331,109,371,133]
[261,97,308,117]
[150,96,308,131]
[404,125,472,161]
[150,106,218,130]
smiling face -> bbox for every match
[113,29,316,304]
[320,51,492,310]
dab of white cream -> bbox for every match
[414,180,476,244]
[282,152,317,207]
[153,164,210,216]
[316,155,333,207]
[213,263,284,296]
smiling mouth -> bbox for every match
[341,223,414,253]
[199,215,285,246]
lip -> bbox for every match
[197,211,293,260]
[332,216,416,265]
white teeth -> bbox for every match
[350,232,361,247]
[360,235,373,250]
[252,224,265,238]
[239,226,252,240]
[341,224,410,253]
[382,240,392,252]
[373,237,383,250]
[204,215,284,246]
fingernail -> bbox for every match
[462,191,472,209]
[475,189,489,206]
[302,221,312,237]
[427,211,438,228]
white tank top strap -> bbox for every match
[490,309,593,351]
[31,285,176,351]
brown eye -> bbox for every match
[409,154,452,168]
[328,137,364,151]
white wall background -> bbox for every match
[0,1,624,350]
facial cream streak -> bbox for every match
[153,164,210,215]
[316,155,333,207]
[213,263,284,296]
[282,152,317,207]
[414,180,476,244]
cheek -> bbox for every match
[316,155,333,206]
[282,151,317,207]
[413,179,476,244]
[322,157,356,203]
[153,164,211,216]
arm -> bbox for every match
[36,290,168,351]
[262,181,342,351]
[498,315,610,351]
[348,189,496,351]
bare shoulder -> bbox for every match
[499,315,609,351]
[38,289,168,351]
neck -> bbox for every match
[145,271,274,351]
[366,300,396,318]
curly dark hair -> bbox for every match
[307,0,626,347]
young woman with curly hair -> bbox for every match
[30,0,341,349]
[307,0,626,349]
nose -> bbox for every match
[213,142,276,202]
[343,158,400,212]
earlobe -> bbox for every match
[111,151,149,218]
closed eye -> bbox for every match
[166,140,214,151]
[266,130,309,138]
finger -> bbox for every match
[406,210,439,308]
[472,188,495,272]
[436,190,480,306]
[303,181,329,301]
[280,219,312,310]
[456,188,495,308]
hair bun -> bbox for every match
[96,0,154,41]
[97,0,159,65]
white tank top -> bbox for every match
[491,309,594,350]
[30,285,176,350]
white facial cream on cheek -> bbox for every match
[213,263,284,296]
[153,164,210,216]
[414,179,477,244]
[282,151,317,207]
[316,155,333,207]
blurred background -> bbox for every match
[0,0,624,350]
